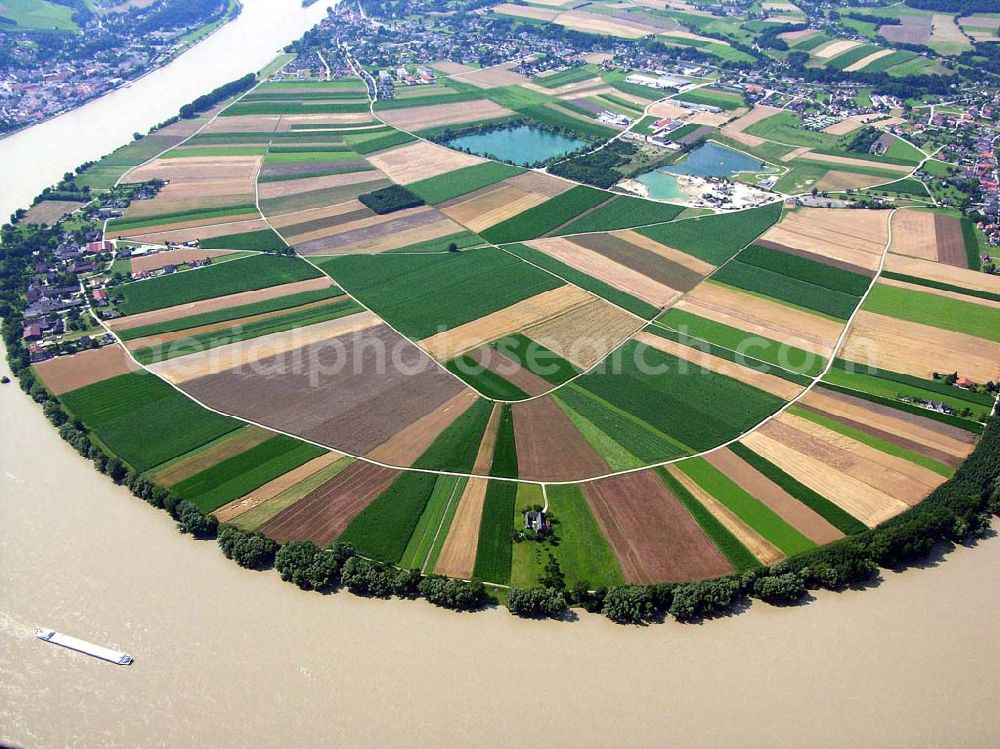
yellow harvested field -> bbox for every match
[107,276,334,333]
[889,210,939,260]
[420,285,592,360]
[268,199,367,230]
[841,311,1000,382]
[527,236,683,308]
[202,115,280,133]
[433,478,488,579]
[281,204,427,244]
[844,49,895,73]
[149,426,273,487]
[678,281,843,358]
[432,61,476,76]
[379,100,514,131]
[274,113,372,130]
[721,129,766,149]
[611,230,715,276]
[450,64,530,89]
[931,13,970,46]
[635,331,804,400]
[504,170,572,197]
[524,297,640,369]
[780,28,819,44]
[813,39,863,60]
[22,200,86,225]
[123,156,262,215]
[759,207,888,271]
[473,403,503,475]
[258,170,387,201]
[779,146,811,162]
[212,452,344,523]
[314,215,464,255]
[33,345,140,395]
[814,170,891,192]
[556,10,657,39]
[130,248,238,274]
[821,118,865,136]
[662,29,730,46]
[763,1,801,11]
[113,211,260,238]
[647,102,690,120]
[884,254,1000,296]
[366,140,484,184]
[666,466,784,566]
[492,3,558,21]
[741,427,910,528]
[442,185,549,233]
[366,390,479,467]
[149,311,381,384]
[689,111,736,127]
[796,151,913,173]
[125,218,270,245]
[723,105,782,133]
[800,389,975,462]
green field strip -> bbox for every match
[863,283,1000,342]
[117,287,343,340]
[880,271,1000,303]
[502,242,658,319]
[817,380,984,434]
[263,150,360,164]
[163,146,269,159]
[710,261,860,320]
[373,90,486,110]
[490,404,518,479]
[339,471,439,563]
[472,479,517,584]
[960,217,983,271]
[398,475,467,571]
[788,405,953,478]
[173,436,327,513]
[557,383,690,463]
[643,325,812,387]
[635,202,782,265]
[115,255,321,315]
[534,66,600,88]
[481,186,609,245]
[407,161,525,205]
[382,230,483,255]
[258,164,376,183]
[656,467,761,572]
[407,397,495,474]
[676,458,816,556]
[577,340,785,452]
[345,130,417,155]
[553,195,686,235]
[552,395,646,471]
[821,369,991,423]
[727,442,868,535]
[223,101,373,115]
[655,308,826,378]
[445,356,531,400]
[706,279,849,323]
[131,298,362,364]
[737,244,871,295]
[673,87,744,111]
[107,203,259,233]
[545,484,625,588]
[491,333,580,386]
[830,360,996,408]
[232,456,355,531]
[315,247,563,339]
[200,228,288,252]
[266,144,354,154]
[59,372,242,474]
[509,484,548,588]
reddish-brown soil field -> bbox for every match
[33,345,139,395]
[512,397,609,481]
[933,214,968,268]
[178,323,471,454]
[467,347,552,396]
[581,469,733,584]
[260,461,398,546]
[365,389,479,466]
[705,448,844,545]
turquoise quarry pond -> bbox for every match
[444,125,587,165]
[636,142,766,200]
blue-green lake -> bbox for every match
[444,125,588,165]
[636,142,766,199]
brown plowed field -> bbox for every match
[881,15,933,45]
[666,465,784,566]
[258,169,387,201]
[524,297,639,369]
[297,209,462,255]
[841,311,1000,382]
[261,461,399,546]
[259,160,370,180]
[126,219,270,245]
[433,477,489,578]
[419,285,588,361]
[148,426,273,486]
[889,210,938,260]
[366,140,483,184]
[884,254,1000,295]
[504,171,572,197]
[379,100,514,131]
[213,452,345,523]
[130,248,238,274]
[467,347,552,396]
[705,448,844,545]
[571,233,706,292]
[202,115,281,133]
[106,276,334,332]
[634,331,804,400]
[612,230,716,276]
[677,281,842,357]
[33,345,139,394]
[513,396,609,481]
[581,469,733,584]
[365,389,479,466]
[177,323,471,455]
[268,199,371,231]
[528,237,681,307]
[933,214,968,267]
[274,113,373,130]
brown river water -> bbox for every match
[2,2,1000,744]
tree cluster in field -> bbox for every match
[548,141,638,189]
[179,73,257,119]
[358,185,426,215]
[844,127,882,155]
[905,0,994,13]
[830,11,901,27]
